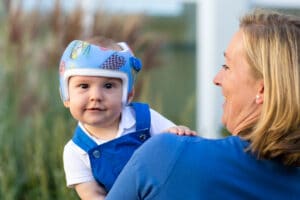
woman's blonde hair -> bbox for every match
[240,9,300,166]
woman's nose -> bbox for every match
[213,71,222,86]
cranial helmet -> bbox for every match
[59,40,142,105]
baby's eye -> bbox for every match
[222,64,229,70]
[79,83,89,89]
[104,83,113,89]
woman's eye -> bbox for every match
[79,84,89,89]
[222,64,229,70]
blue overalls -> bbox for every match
[72,102,151,192]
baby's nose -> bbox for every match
[90,87,104,101]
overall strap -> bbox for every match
[130,102,151,130]
[72,125,98,152]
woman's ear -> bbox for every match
[127,88,135,103]
[255,81,264,104]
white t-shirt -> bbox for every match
[63,105,175,187]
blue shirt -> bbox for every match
[106,134,300,200]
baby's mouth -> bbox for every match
[87,107,105,111]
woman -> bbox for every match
[106,9,300,199]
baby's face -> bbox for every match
[64,76,123,129]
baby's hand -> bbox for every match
[164,125,197,136]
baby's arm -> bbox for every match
[164,125,197,136]
[75,180,107,200]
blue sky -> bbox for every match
[18,0,300,16]
[20,0,184,16]
[253,0,300,7]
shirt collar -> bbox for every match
[78,105,136,139]
[118,105,135,133]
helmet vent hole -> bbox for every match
[101,54,125,70]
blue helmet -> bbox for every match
[59,40,142,105]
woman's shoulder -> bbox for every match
[136,134,250,165]
[144,134,248,151]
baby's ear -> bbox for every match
[127,88,135,103]
[63,101,70,108]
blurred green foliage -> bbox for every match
[0,1,196,199]
[1,1,298,199]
